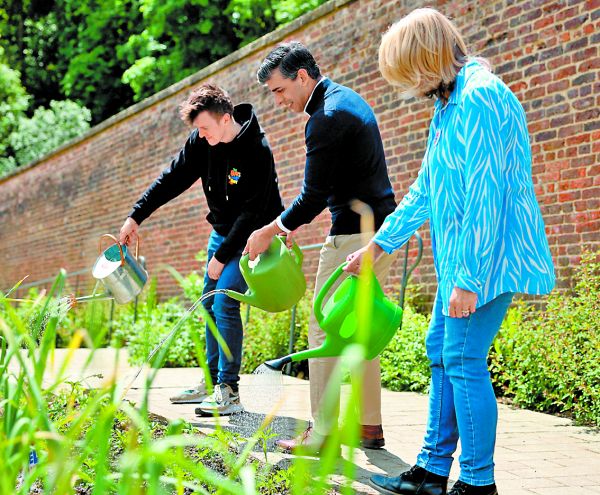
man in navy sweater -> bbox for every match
[245,42,397,452]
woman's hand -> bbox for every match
[344,246,369,274]
[449,287,477,318]
[344,241,385,275]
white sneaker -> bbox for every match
[195,383,244,416]
[169,381,210,404]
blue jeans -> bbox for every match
[416,291,514,486]
[202,231,247,386]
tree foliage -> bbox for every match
[9,100,92,166]
[120,0,241,101]
[0,48,30,175]
[1,0,328,119]
[57,0,142,122]
[0,0,328,175]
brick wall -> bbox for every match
[1,0,598,303]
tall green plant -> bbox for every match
[1,271,303,493]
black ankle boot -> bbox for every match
[448,480,498,495]
[369,465,448,495]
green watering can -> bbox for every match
[223,236,306,312]
[263,262,403,371]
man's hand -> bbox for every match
[207,256,225,280]
[448,287,477,318]
[284,229,298,248]
[119,217,139,246]
[244,221,281,260]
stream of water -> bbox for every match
[46,285,293,444]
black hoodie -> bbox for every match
[129,104,284,263]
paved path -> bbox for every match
[41,349,600,494]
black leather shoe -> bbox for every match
[369,465,448,495]
[448,480,497,495]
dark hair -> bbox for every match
[257,41,321,84]
[179,84,234,125]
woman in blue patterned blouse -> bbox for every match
[345,8,555,495]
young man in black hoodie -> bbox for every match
[119,84,284,416]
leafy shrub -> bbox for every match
[490,251,600,425]
[379,305,431,393]
[1,285,118,349]
[57,298,115,349]
[8,99,91,166]
[110,277,204,368]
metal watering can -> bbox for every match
[92,234,148,304]
[263,262,403,371]
[222,236,306,312]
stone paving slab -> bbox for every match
[28,349,600,494]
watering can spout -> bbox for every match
[260,341,351,374]
[222,289,256,307]
[263,355,293,372]
[258,262,403,371]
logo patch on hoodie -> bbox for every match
[228,168,241,185]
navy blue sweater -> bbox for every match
[280,79,397,234]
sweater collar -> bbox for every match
[305,77,330,116]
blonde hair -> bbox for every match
[379,8,468,94]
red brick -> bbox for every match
[548,79,570,93]
[585,0,600,10]
[553,66,577,80]
[576,108,600,122]
[581,187,600,200]
[547,55,572,69]
[558,124,584,138]
[576,220,600,233]
[542,139,568,151]
[565,132,590,145]
[559,32,571,43]
[534,16,555,29]
[555,6,580,22]
[579,61,600,79]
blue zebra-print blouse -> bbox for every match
[373,60,555,315]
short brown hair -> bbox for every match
[179,84,234,125]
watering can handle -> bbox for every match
[98,234,140,264]
[313,262,348,325]
[290,240,303,265]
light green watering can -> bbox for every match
[222,236,306,312]
[263,262,403,371]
